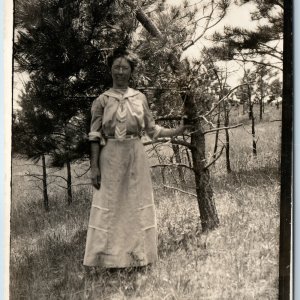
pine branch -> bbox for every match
[204,146,225,170]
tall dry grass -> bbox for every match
[10,106,282,299]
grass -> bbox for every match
[10,106,282,299]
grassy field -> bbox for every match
[10,105,282,299]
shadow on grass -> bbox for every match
[212,165,280,191]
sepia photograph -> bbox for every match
[9,0,292,299]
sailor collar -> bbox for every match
[103,87,140,99]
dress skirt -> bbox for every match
[83,138,158,267]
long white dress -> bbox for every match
[83,87,161,268]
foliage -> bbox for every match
[12,82,56,161]
[13,0,143,166]
[209,0,283,70]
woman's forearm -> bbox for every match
[90,141,101,169]
[157,127,183,138]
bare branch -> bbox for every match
[234,58,283,71]
[200,115,216,128]
[48,174,68,182]
[203,123,243,134]
[74,167,91,178]
[71,183,91,187]
[162,184,197,198]
[143,138,193,149]
[150,163,194,172]
[14,163,43,168]
[183,2,227,51]
[199,84,249,118]
[257,42,283,56]
[53,183,68,190]
[24,173,43,181]
[204,146,225,170]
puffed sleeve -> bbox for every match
[142,94,162,140]
[88,94,106,145]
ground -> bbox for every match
[10,105,282,299]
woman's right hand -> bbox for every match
[91,167,101,190]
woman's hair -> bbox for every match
[107,48,138,72]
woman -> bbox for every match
[83,49,188,268]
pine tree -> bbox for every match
[209,0,283,71]
[129,1,229,231]
[14,0,140,203]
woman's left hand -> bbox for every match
[176,116,193,135]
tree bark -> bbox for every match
[191,127,219,232]
[184,92,219,232]
[172,144,186,187]
[185,148,192,168]
[251,109,257,156]
[135,8,163,38]
[224,103,231,173]
[66,159,72,204]
[242,101,247,115]
[213,106,221,160]
[41,154,49,211]
[248,90,257,156]
[259,97,263,120]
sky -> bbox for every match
[166,0,279,86]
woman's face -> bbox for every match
[111,57,132,88]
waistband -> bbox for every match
[106,134,140,140]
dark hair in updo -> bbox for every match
[107,47,137,72]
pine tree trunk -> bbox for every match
[224,103,231,173]
[191,127,219,232]
[242,102,247,115]
[251,109,257,156]
[185,148,192,168]
[161,166,166,186]
[66,159,72,204]
[41,154,49,211]
[183,135,192,168]
[248,98,257,157]
[259,97,263,120]
[172,144,185,186]
[135,8,162,38]
[184,93,219,232]
[213,106,221,160]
